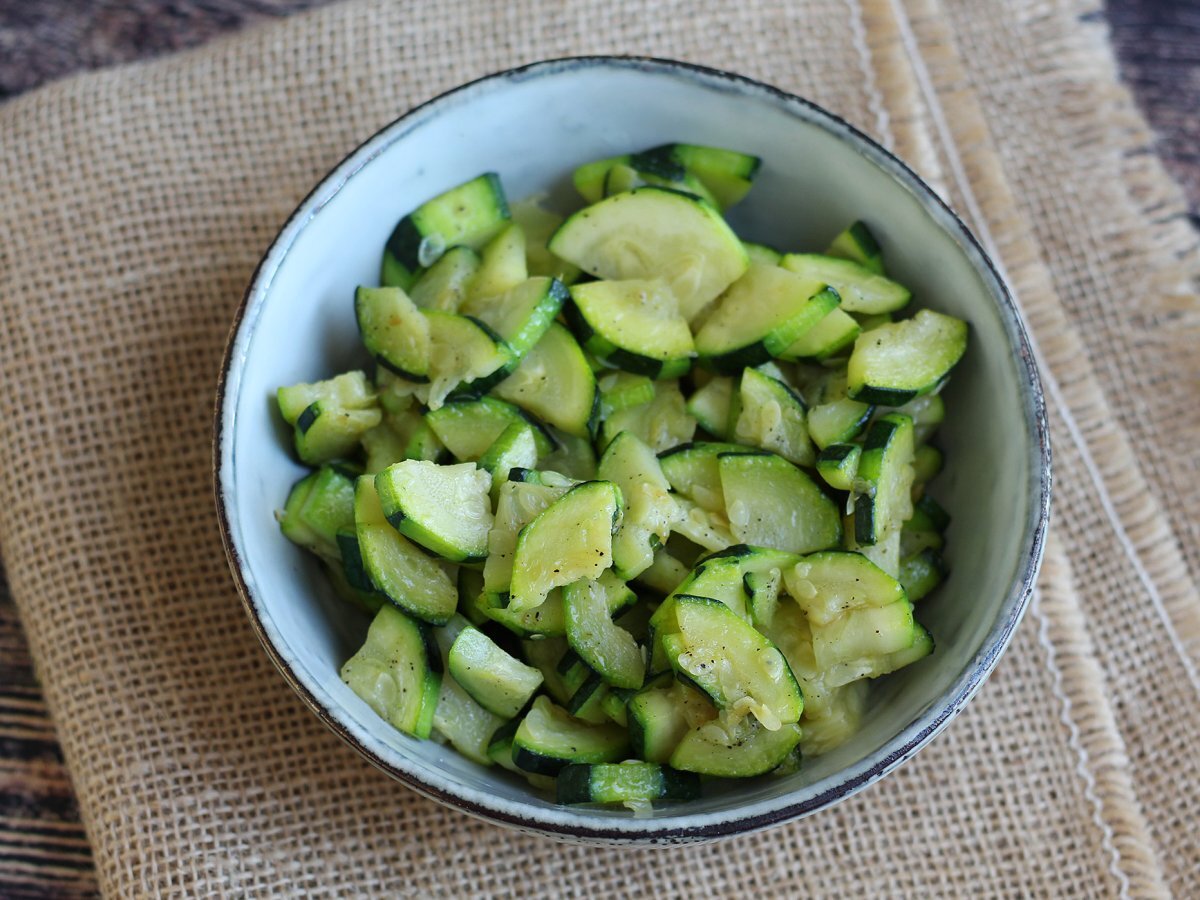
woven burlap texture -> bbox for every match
[0,0,1196,894]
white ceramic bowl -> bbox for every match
[215,57,1050,844]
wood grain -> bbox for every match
[0,1,1196,895]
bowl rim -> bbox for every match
[214,55,1051,843]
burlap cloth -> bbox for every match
[1,0,1197,894]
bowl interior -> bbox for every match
[219,59,1045,839]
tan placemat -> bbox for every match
[0,0,1196,895]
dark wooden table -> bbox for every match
[1,1,1197,895]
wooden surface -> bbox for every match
[0,1,1196,895]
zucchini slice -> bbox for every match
[781,253,911,314]
[812,600,916,684]
[825,220,884,274]
[277,371,381,465]
[374,460,493,563]
[847,309,968,405]
[895,392,946,447]
[686,375,735,439]
[598,431,679,580]
[694,264,840,373]
[661,595,802,729]
[557,762,700,805]
[353,476,457,624]
[628,677,715,763]
[782,550,908,626]
[566,278,694,379]
[800,680,869,757]
[382,173,510,289]
[564,575,645,690]
[598,372,656,417]
[431,670,507,766]
[599,380,697,453]
[732,367,815,467]
[899,549,946,602]
[510,199,580,283]
[421,310,514,409]
[670,716,803,778]
[408,245,480,312]
[340,604,441,738]
[508,481,623,611]
[539,428,599,481]
[633,548,691,596]
[511,696,629,775]
[672,496,737,553]
[699,544,799,628]
[853,413,915,547]
[492,322,597,439]
[425,396,555,461]
[778,307,861,361]
[816,443,861,491]
[478,422,539,501]
[466,222,528,302]
[462,275,568,360]
[742,242,782,266]
[548,186,748,323]
[658,441,748,513]
[354,286,431,381]
[601,162,719,208]
[447,624,543,718]
[279,465,356,561]
[483,479,571,597]
[654,143,762,209]
[718,452,842,555]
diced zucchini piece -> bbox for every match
[278,371,381,465]
[564,575,644,690]
[656,143,762,209]
[853,413,915,546]
[466,222,528,302]
[895,392,946,446]
[557,762,700,805]
[483,479,571,597]
[670,717,803,778]
[431,671,507,766]
[847,309,968,405]
[599,380,697,453]
[816,443,861,491]
[353,476,457,624]
[462,275,567,360]
[355,286,431,381]
[782,550,908,627]
[694,264,840,373]
[408,245,480,312]
[425,396,555,461]
[484,588,568,638]
[382,173,509,289]
[781,253,911,314]
[403,420,445,462]
[278,465,355,561]
[511,696,629,775]
[598,372,656,416]
[686,375,735,439]
[566,669,613,725]
[478,422,538,502]
[661,595,802,729]
[912,444,944,495]
[719,452,842,555]
[812,600,916,684]
[340,604,441,738]
[629,678,702,763]
[672,496,737,552]
[572,155,630,204]
[825,220,884,274]
[598,431,679,580]
[323,555,385,614]
[733,367,815,467]
[447,625,543,718]
[540,428,599,481]
[778,307,861,361]
[913,493,951,532]
[492,322,597,439]
[802,681,869,757]
[658,441,748,513]
[548,187,748,323]
[508,481,623,611]
[601,688,632,727]
[601,162,719,208]
[633,548,691,596]
[742,242,782,265]
[374,460,492,563]
[336,527,376,595]
[745,567,783,629]
[510,200,580,283]
[899,549,946,601]
[566,278,694,379]
[808,396,873,450]
[421,310,514,409]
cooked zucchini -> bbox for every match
[564,575,644,690]
[694,264,840,372]
[548,187,748,322]
[733,367,815,467]
[847,309,968,404]
[598,431,678,579]
[425,396,555,461]
[374,460,493,562]
[670,717,803,778]
[492,322,597,439]
[448,624,543,718]
[825,220,884,273]
[781,253,911,314]
[408,245,480,312]
[382,173,509,289]
[718,452,842,555]
[557,762,700,805]
[355,286,431,381]
[566,278,694,379]
[853,413,915,547]
[512,696,629,775]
